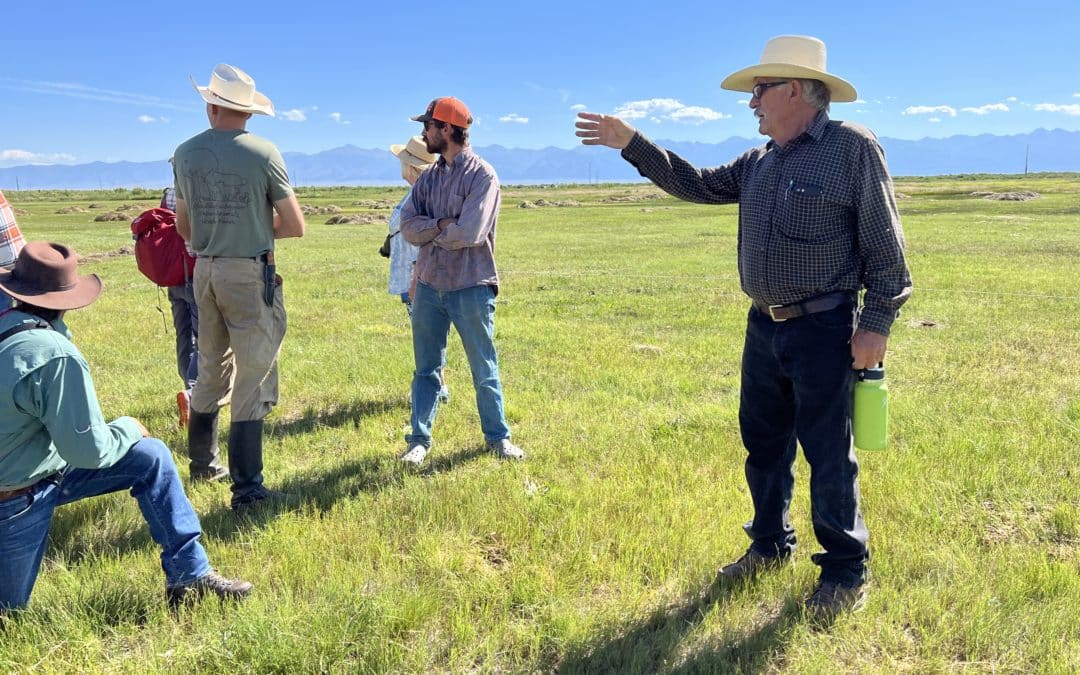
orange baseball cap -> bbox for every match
[411,97,472,129]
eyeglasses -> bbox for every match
[751,80,790,99]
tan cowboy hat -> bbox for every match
[190,63,275,116]
[390,136,437,169]
[721,35,857,103]
[0,242,102,310]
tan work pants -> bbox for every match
[190,257,286,421]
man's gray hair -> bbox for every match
[799,79,831,112]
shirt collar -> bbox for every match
[766,111,831,151]
[436,146,474,169]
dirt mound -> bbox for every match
[605,193,664,203]
[93,212,129,222]
[87,203,106,209]
[894,192,910,199]
[301,204,343,215]
[80,246,133,261]
[325,214,386,225]
[352,199,396,209]
[115,204,142,212]
[57,206,87,214]
[972,191,1041,201]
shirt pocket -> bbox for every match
[777,181,851,243]
[447,193,466,218]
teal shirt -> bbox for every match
[173,128,293,258]
[0,311,143,490]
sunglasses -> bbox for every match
[751,80,790,99]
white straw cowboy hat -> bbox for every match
[390,136,437,169]
[0,242,102,310]
[191,63,275,116]
[721,35,857,103]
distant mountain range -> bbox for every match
[2,128,1078,191]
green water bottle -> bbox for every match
[853,365,888,451]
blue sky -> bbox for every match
[2,0,1079,168]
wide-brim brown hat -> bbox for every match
[191,63,275,116]
[390,136,437,169]
[0,242,102,310]
[721,35,857,103]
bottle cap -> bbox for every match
[859,367,885,381]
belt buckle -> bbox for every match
[767,304,787,322]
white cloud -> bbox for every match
[499,113,529,124]
[280,109,307,122]
[1073,93,1080,98]
[960,103,1009,115]
[736,99,750,106]
[1007,96,1018,102]
[928,117,942,123]
[0,77,189,111]
[570,103,586,111]
[669,105,729,124]
[329,112,344,123]
[0,149,77,166]
[138,114,168,123]
[902,105,957,117]
[613,98,730,124]
[1033,103,1080,115]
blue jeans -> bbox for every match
[0,438,211,611]
[408,283,509,447]
[168,281,199,389]
[738,302,868,587]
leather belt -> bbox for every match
[0,473,58,500]
[0,483,37,500]
[754,291,856,322]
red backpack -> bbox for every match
[130,208,196,287]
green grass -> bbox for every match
[1,174,1077,673]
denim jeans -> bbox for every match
[168,281,199,389]
[408,282,509,447]
[738,302,868,587]
[0,438,211,611]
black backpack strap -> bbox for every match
[0,319,52,343]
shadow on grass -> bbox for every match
[268,397,410,436]
[45,441,487,566]
[554,577,802,674]
[194,443,490,542]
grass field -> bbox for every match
[1,174,1077,673]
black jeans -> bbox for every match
[738,302,868,587]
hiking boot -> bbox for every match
[187,410,226,481]
[232,487,290,514]
[487,439,525,460]
[166,570,252,609]
[189,465,230,483]
[804,580,867,621]
[176,390,191,429]
[717,548,788,583]
[400,444,429,466]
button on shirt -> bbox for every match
[0,312,142,490]
[400,147,501,293]
[621,112,912,336]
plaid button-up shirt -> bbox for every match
[621,112,912,335]
[0,190,26,269]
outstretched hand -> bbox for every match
[575,112,636,150]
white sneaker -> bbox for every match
[400,444,429,465]
[487,439,525,461]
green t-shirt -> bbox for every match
[173,129,293,258]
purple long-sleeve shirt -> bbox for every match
[400,147,501,293]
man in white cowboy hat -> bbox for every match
[0,242,252,612]
[398,97,525,465]
[173,63,306,512]
[577,35,911,620]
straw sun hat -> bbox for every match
[191,63,275,116]
[721,35,857,103]
[390,136,437,169]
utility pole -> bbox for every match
[1024,144,1029,175]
